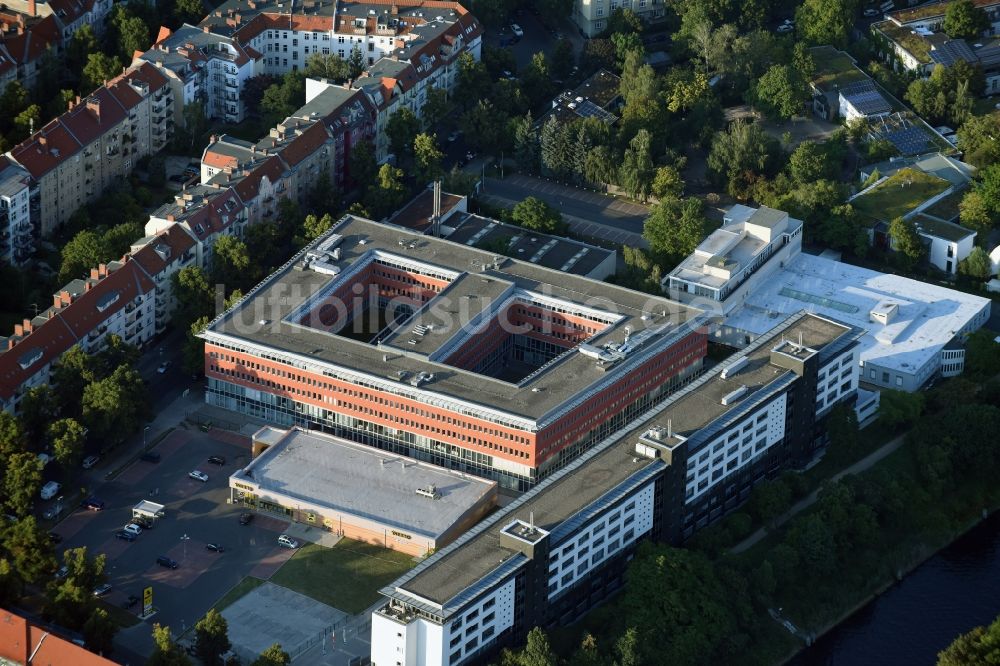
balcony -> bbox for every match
[225,79,238,89]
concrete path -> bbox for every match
[731,433,907,554]
[284,522,344,548]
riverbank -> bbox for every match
[778,506,998,665]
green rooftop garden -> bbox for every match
[809,46,870,93]
[851,168,951,223]
[878,23,932,64]
[921,187,966,221]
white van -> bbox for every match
[40,481,61,500]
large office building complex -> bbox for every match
[200,216,707,489]
[372,311,863,666]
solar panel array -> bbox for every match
[575,99,617,124]
[928,39,977,66]
[884,126,933,156]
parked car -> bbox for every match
[208,455,226,466]
[48,532,62,545]
[776,22,794,33]
[140,451,161,463]
[123,523,142,536]
[115,530,137,542]
[239,512,254,526]
[156,556,178,569]
[81,497,106,511]
[93,583,112,597]
[124,595,139,609]
[510,23,523,37]
[40,481,61,500]
[188,470,209,482]
[205,543,225,553]
[863,7,880,16]
[157,362,169,374]
[447,130,459,142]
[277,534,299,549]
[82,455,100,469]
[54,565,69,579]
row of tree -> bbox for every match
[148,612,291,666]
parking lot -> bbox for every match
[50,427,297,659]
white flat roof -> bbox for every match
[232,428,496,539]
[725,253,990,376]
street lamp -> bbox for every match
[180,534,190,560]
[143,425,151,448]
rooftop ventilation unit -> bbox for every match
[720,385,748,406]
[415,484,440,499]
[720,356,749,379]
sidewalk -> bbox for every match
[731,433,907,554]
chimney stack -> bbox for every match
[27,0,36,16]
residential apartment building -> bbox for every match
[572,0,667,38]
[0,255,155,414]
[372,312,863,666]
[200,216,708,490]
[7,62,173,237]
[0,157,33,266]
[129,224,199,334]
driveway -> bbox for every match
[479,174,650,247]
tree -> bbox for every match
[957,113,1000,167]
[173,266,216,324]
[13,104,40,142]
[304,53,350,82]
[521,52,554,107]
[747,479,793,527]
[550,39,575,81]
[49,418,87,469]
[942,0,989,39]
[386,107,420,158]
[651,165,684,200]
[511,197,566,235]
[83,607,117,656]
[619,129,654,202]
[959,190,995,237]
[300,213,334,244]
[456,52,491,107]
[348,45,365,79]
[82,53,122,91]
[81,365,148,446]
[261,71,305,123]
[644,197,707,259]
[751,64,806,119]
[363,164,407,219]
[58,230,103,283]
[67,25,98,76]
[413,133,444,184]
[212,235,251,291]
[880,389,925,429]
[116,14,150,61]
[500,627,558,666]
[183,316,211,376]
[959,246,992,279]
[707,119,780,199]
[148,624,192,666]
[0,412,25,465]
[4,453,43,517]
[938,613,1000,665]
[51,345,96,417]
[511,113,539,173]
[459,99,507,155]
[4,517,55,586]
[795,0,853,47]
[790,140,833,183]
[539,116,572,179]
[421,86,449,131]
[252,643,291,666]
[964,329,1000,377]
[19,386,57,445]
[348,140,377,191]
[975,163,1000,216]
[581,38,617,73]
[888,215,926,268]
[194,609,231,666]
[0,81,27,128]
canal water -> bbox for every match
[791,511,1000,665]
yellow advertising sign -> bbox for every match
[143,586,153,615]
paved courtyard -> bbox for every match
[223,582,348,663]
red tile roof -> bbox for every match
[277,122,330,168]
[130,224,197,278]
[1,14,60,67]
[0,608,119,666]
[234,155,284,204]
[57,259,154,340]
[10,119,82,178]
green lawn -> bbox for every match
[270,539,416,614]
[210,576,265,614]
[852,168,950,223]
